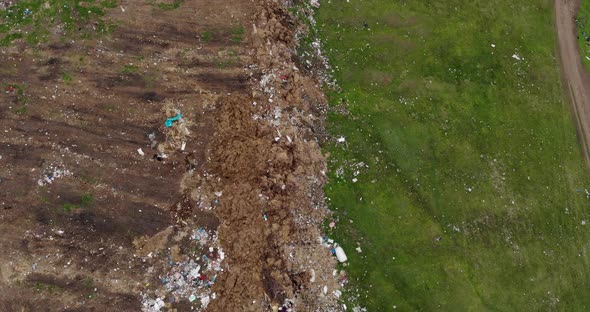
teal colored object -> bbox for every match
[164,113,182,127]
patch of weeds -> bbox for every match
[214,57,237,69]
[61,72,73,82]
[0,0,116,46]
[201,30,212,42]
[62,193,94,213]
[121,64,139,74]
[33,282,59,293]
[230,25,244,43]
[100,0,118,8]
[14,106,27,114]
[81,193,94,206]
[152,0,184,10]
[62,202,79,213]
[7,83,29,114]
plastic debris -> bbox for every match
[137,148,145,156]
[164,113,182,127]
[512,53,522,61]
[335,246,347,263]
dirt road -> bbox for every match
[555,0,590,165]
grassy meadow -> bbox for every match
[317,1,590,310]
[577,0,590,72]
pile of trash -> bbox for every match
[141,228,225,312]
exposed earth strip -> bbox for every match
[556,0,590,165]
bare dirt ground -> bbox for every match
[0,0,341,311]
[555,0,590,165]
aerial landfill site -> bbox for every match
[0,0,352,311]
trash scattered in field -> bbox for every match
[37,164,72,186]
[512,53,522,61]
[138,148,145,156]
[141,228,225,312]
[335,246,348,262]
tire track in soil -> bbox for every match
[555,0,590,166]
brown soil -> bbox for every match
[1,0,341,311]
[555,0,590,166]
[0,0,253,310]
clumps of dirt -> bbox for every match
[173,0,344,311]
[134,226,174,258]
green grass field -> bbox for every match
[317,1,590,310]
[577,0,590,72]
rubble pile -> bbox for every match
[141,228,226,312]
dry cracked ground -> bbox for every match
[0,0,343,311]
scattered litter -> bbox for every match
[37,164,72,186]
[181,142,187,151]
[337,136,346,143]
[164,113,182,128]
[142,228,224,311]
[137,148,145,156]
[335,246,348,263]
[141,296,165,312]
[329,221,336,228]
[491,43,496,48]
[355,246,362,253]
[512,53,522,61]
[333,289,342,298]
